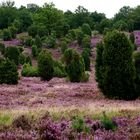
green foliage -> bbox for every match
[24,37,33,46]
[45,35,56,48]
[0,59,18,84]
[21,63,39,77]
[53,60,66,77]
[82,35,91,48]
[95,42,104,89]
[100,31,137,100]
[60,41,67,53]
[72,116,90,133]
[35,35,42,48]
[38,50,54,81]
[81,71,90,82]
[64,49,85,82]
[75,28,84,45]
[32,45,38,57]
[133,52,140,95]
[0,43,5,55]
[5,46,20,65]
[2,29,12,41]
[130,32,135,44]
[8,26,17,39]
[101,113,117,131]
[25,55,32,65]
[81,23,92,36]
[19,53,26,65]
[82,48,90,71]
[113,20,128,31]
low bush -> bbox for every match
[64,49,85,82]
[0,43,5,55]
[81,71,90,82]
[32,45,38,57]
[82,35,91,49]
[5,46,20,65]
[38,50,54,81]
[19,53,26,65]
[82,48,90,71]
[60,41,67,53]
[25,55,32,65]
[53,60,66,77]
[21,63,39,77]
[2,29,12,41]
[0,59,18,84]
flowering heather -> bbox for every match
[1,39,22,47]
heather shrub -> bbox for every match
[32,45,38,57]
[53,60,66,77]
[0,59,18,84]
[2,29,12,41]
[95,42,104,89]
[35,35,42,48]
[21,63,39,77]
[38,50,54,81]
[81,23,92,36]
[82,35,91,49]
[12,115,31,130]
[5,46,20,65]
[19,53,26,65]
[82,48,90,71]
[64,49,85,82]
[0,43,5,55]
[60,41,67,53]
[133,52,140,95]
[101,31,136,100]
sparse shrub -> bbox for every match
[32,45,38,57]
[81,71,90,82]
[68,29,76,40]
[35,35,42,48]
[5,46,20,65]
[133,52,140,95]
[82,48,90,71]
[53,60,66,77]
[2,29,12,41]
[12,115,31,130]
[0,59,18,84]
[21,63,39,77]
[60,41,67,53]
[72,116,90,133]
[82,23,92,36]
[95,42,104,89]
[64,49,85,82]
[19,53,26,65]
[82,35,91,49]
[100,31,137,100]
[38,50,54,81]
[101,113,117,131]
[0,43,5,55]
